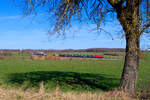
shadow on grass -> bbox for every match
[6,71,120,91]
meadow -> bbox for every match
[0,52,149,93]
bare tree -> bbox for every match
[13,0,150,95]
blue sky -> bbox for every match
[0,0,149,50]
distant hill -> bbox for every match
[0,48,125,54]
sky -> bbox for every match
[0,0,149,50]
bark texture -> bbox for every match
[120,35,140,95]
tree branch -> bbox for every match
[140,22,150,34]
[107,0,126,10]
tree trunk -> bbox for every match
[120,34,140,95]
[115,0,141,95]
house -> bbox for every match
[32,52,46,56]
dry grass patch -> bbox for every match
[0,84,138,100]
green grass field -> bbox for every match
[0,52,149,92]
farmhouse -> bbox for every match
[32,52,46,56]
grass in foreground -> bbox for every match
[0,52,149,93]
[0,83,137,100]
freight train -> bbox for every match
[59,54,104,59]
[32,52,104,59]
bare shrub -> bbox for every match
[0,52,12,56]
[0,56,4,60]
[31,55,46,60]
[45,54,60,60]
